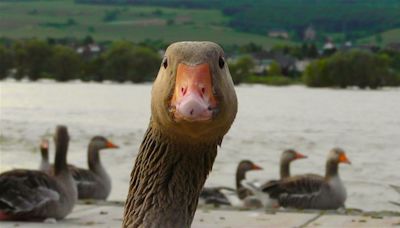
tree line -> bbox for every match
[0,39,161,82]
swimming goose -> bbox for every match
[40,136,119,200]
[122,41,237,228]
[0,125,77,220]
[262,148,351,210]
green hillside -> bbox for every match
[0,0,291,48]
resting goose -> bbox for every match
[40,136,119,200]
[279,149,307,179]
[0,125,77,220]
[122,41,237,227]
[262,148,351,210]
[70,136,118,200]
[240,149,307,208]
[39,138,51,173]
[199,160,262,206]
[236,160,263,200]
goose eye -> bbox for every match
[218,56,225,69]
[162,57,168,69]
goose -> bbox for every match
[199,160,262,206]
[240,149,307,208]
[278,149,307,179]
[0,125,77,220]
[39,136,119,200]
[236,160,263,200]
[39,138,51,174]
[122,41,237,227]
[262,148,351,210]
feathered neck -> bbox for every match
[325,159,339,180]
[123,124,219,228]
[280,158,291,179]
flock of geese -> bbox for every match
[0,125,119,220]
[200,148,351,210]
[0,42,352,227]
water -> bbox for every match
[1,80,399,211]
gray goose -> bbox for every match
[0,125,77,220]
[279,149,307,179]
[39,138,51,174]
[236,160,263,200]
[122,41,237,228]
[262,148,351,210]
[239,150,306,208]
[40,136,119,200]
[199,160,262,206]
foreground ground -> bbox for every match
[1,201,399,228]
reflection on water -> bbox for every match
[1,80,400,211]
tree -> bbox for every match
[13,39,52,80]
[268,60,282,76]
[102,41,160,82]
[229,55,255,85]
[50,45,82,81]
[0,45,14,79]
[302,50,395,89]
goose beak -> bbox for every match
[295,152,307,159]
[251,164,263,170]
[106,141,119,149]
[339,153,351,165]
[170,63,217,122]
[41,139,49,149]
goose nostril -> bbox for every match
[181,87,187,96]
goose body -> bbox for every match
[123,41,237,227]
[263,148,351,210]
[40,136,118,200]
[0,125,77,220]
[199,160,262,206]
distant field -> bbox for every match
[358,29,400,46]
[0,0,292,48]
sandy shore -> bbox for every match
[1,81,400,212]
[1,202,399,227]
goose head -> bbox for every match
[150,41,237,143]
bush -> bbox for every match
[228,55,255,85]
[245,75,294,86]
[302,50,397,89]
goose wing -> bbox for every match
[0,169,60,217]
[262,174,326,209]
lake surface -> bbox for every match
[1,80,399,211]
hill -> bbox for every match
[0,0,292,48]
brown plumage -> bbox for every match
[40,136,119,200]
[0,125,77,221]
[122,41,237,228]
[235,160,263,200]
[262,148,351,210]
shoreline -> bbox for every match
[1,201,399,227]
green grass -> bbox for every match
[0,0,292,48]
[357,28,400,46]
[244,75,297,86]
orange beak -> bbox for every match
[170,63,217,122]
[338,153,351,164]
[295,152,307,159]
[106,141,119,149]
[41,139,49,149]
[251,164,263,171]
